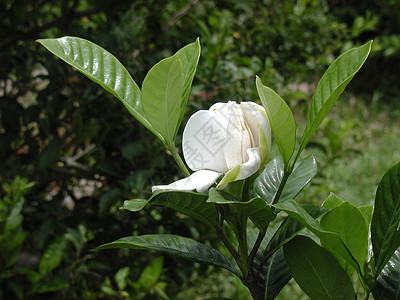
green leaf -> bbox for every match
[249,206,325,300]
[248,229,291,300]
[114,267,130,290]
[122,190,217,228]
[371,161,400,274]
[96,234,240,276]
[173,38,201,137]
[376,245,400,300]
[29,276,69,294]
[137,257,164,290]
[320,202,369,273]
[254,155,317,204]
[207,188,276,231]
[36,37,160,140]
[5,194,24,231]
[295,41,372,161]
[274,199,360,273]
[262,205,326,263]
[256,76,296,165]
[261,248,291,300]
[322,192,345,210]
[142,58,183,142]
[359,204,373,225]
[38,236,69,276]
[283,235,354,300]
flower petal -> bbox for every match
[152,170,222,193]
[217,147,262,189]
[224,103,252,169]
[241,102,271,164]
[256,109,272,164]
[182,110,229,173]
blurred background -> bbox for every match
[1,0,400,299]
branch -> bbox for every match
[60,144,96,172]
[163,0,204,30]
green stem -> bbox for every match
[215,223,241,264]
[363,291,370,300]
[237,217,249,276]
[271,167,292,205]
[248,230,266,268]
[166,142,190,177]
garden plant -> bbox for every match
[37,36,400,299]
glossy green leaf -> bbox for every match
[275,199,360,272]
[261,248,291,300]
[250,206,325,300]
[96,234,240,276]
[256,76,296,165]
[261,205,326,263]
[322,192,345,210]
[248,229,291,300]
[254,155,317,204]
[173,38,201,137]
[371,161,400,274]
[376,245,400,300]
[142,58,183,142]
[320,202,369,272]
[122,190,217,228]
[295,41,372,161]
[36,37,160,140]
[284,235,354,300]
[207,188,276,231]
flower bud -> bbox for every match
[152,101,271,193]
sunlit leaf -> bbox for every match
[142,58,183,142]
[320,202,369,273]
[256,76,296,165]
[173,38,201,137]
[322,192,345,210]
[295,41,372,161]
[36,37,162,140]
[275,199,360,273]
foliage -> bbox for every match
[39,31,400,300]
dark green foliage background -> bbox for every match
[1,0,399,299]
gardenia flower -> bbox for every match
[152,101,271,193]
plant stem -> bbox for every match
[166,142,190,177]
[248,230,266,267]
[215,224,241,263]
[272,168,292,205]
[363,291,370,300]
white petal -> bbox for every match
[182,110,229,173]
[256,110,272,164]
[224,103,252,169]
[152,170,221,193]
[236,147,262,180]
[240,102,271,164]
[217,147,262,189]
[240,102,262,147]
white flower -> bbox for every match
[152,101,271,193]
